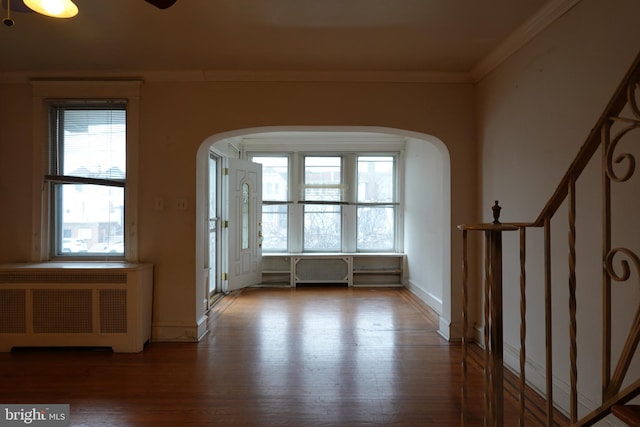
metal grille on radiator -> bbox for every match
[33,289,93,333]
[295,258,349,281]
[100,289,127,333]
[0,289,26,333]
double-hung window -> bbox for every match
[302,156,343,252]
[46,101,127,257]
[251,155,290,252]
[356,155,396,251]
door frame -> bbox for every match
[205,151,222,309]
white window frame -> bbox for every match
[249,150,400,253]
[248,154,292,253]
[355,154,398,252]
[31,81,141,261]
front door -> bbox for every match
[223,158,262,291]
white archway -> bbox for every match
[194,126,451,338]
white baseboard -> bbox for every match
[152,321,205,343]
[437,316,463,342]
[405,281,458,340]
[501,342,623,426]
[405,280,443,313]
[471,323,622,426]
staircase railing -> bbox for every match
[459,50,640,426]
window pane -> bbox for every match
[242,182,250,250]
[252,156,288,201]
[304,156,342,201]
[60,109,126,179]
[51,104,127,258]
[58,184,124,255]
[252,156,289,252]
[304,204,341,251]
[357,156,394,203]
[357,206,394,251]
[262,204,288,252]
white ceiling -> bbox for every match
[0,0,558,77]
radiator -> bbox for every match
[0,262,153,353]
[293,256,351,285]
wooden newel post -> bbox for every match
[458,201,518,427]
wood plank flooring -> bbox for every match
[0,286,524,426]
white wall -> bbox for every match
[404,137,450,317]
[476,0,640,420]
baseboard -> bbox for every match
[405,280,443,314]
[467,343,570,426]
[151,321,203,342]
[196,315,209,340]
[470,324,622,426]
[501,342,624,427]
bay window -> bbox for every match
[251,151,399,253]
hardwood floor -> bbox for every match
[0,286,524,426]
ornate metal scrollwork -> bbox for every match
[628,81,640,120]
[606,124,638,182]
[605,82,640,182]
[605,247,640,283]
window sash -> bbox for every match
[303,155,344,202]
[303,204,342,252]
[48,102,127,258]
[356,205,396,251]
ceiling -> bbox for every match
[0,0,554,77]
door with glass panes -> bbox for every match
[223,158,263,291]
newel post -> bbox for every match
[458,201,518,427]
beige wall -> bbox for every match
[0,83,33,262]
[0,79,477,341]
[476,0,640,417]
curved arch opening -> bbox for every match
[195,126,451,337]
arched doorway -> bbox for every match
[194,126,451,337]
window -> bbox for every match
[251,156,289,252]
[356,156,395,251]
[303,156,343,251]
[46,102,127,257]
[251,151,399,253]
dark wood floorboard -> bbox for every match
[0,286,528,426]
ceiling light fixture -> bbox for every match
[23,0,78,18]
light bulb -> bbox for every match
[23,0,78,18]
[42,0,65,15]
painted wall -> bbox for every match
[0,83,33,263]
[0,79,476,342]
[476,0,640,418]
[404,136,450,315]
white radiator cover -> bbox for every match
[0,262,153,353]
[294,256,350,284]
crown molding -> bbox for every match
[1,1,581,85]
[471,0,583,82]
[1,69,472,84]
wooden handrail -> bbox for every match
[533,50,640,227]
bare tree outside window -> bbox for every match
[251,152,398,253]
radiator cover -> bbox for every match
[0,263,153,353]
